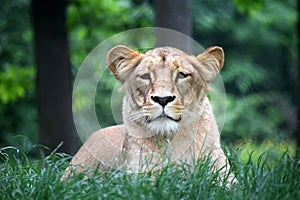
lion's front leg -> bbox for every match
[210,147,237,186]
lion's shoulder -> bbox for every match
[88,124,126,144]
[71,125,126,167]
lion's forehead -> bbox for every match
[145,47,188,56]
[138,48,193,72]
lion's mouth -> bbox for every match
[157,113,181,122]
[146,111,182,123]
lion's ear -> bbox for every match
[196,46,224,82]
[107,45,143,82]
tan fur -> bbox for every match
[63,45,236,184]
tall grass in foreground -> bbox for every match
[0,144,299,200]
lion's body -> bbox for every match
[64,45,235,183]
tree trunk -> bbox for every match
[31,0,76,154]
[153,0,192,51]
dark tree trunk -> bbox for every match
[154,0,192,36]
[153,0,192,51]
[32,0,76,154]
[296,0,300,159]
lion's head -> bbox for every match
[107,45,224,136]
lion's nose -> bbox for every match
[151,95,176,107]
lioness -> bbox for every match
[64,45,235,183]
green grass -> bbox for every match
[0,143,299,200]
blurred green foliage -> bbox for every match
[0,0,37,146]
[236,140,296,166]
[67,0,153,71]
[0,66,34,104]
[67,0,153,129]
[192,0,297,143]
[0,0,297,149]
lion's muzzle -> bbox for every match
[150,95,176,107]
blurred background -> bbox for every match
[0,0,298,161]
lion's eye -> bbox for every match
[177,72,190,79]
[139,73,151,80]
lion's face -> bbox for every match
[107,46,224,135]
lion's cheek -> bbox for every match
[134,93,145,107]
[131,81,149,107]
[183,91,196,105]
[177,85,197,106]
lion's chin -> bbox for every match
[147,118,179,136]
